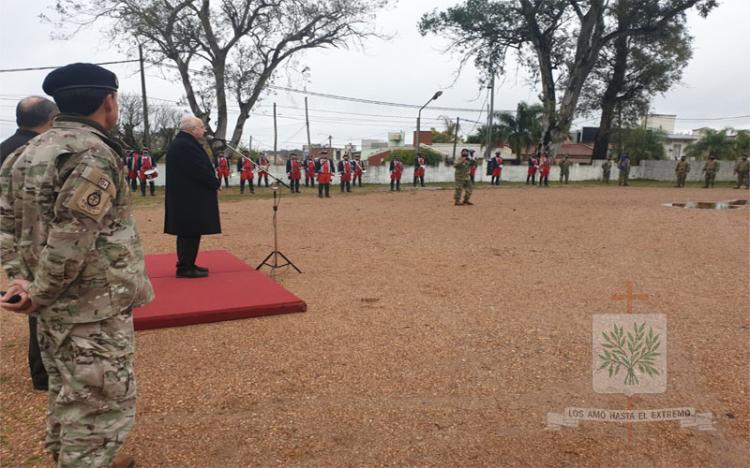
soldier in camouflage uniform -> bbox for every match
[0,63,153,468]
[602,156,612,184]
[454,149,474,206]
[733,154,749,189]
[618,154,631,186]
[702,154,719,188]
[559,156,571,184]
[674,156,691,188]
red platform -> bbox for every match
[134,250,306,330]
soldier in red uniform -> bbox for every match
[352,155,365,187]
[539,153,551,187]
[489,151,503,185]
[526,155,538,185]
[390,156,403,191]
[257,153,271,187]
[315,151,334,198]
[338,154,353,193]
[413,152,426,187]
[286,152,302,193]
[303,153,316,187]
[216,151,231,188]
[125,150,139,191]
[237,150,255,194]
[137,148,157,196]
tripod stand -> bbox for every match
[256,185,301,274]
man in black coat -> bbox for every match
[164,116,222,278]
[0,96,58,391]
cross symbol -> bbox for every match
[611,281,648,314]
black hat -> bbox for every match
[43,63,119,96]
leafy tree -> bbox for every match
[384,147,443,166]
[419,0,716,156]
[686,128,745,160]
[465,123,507,148]
[496,102,543,160]
[431,115,463,144]
[581,4,693,160]
[612,127,666,164]
[50,0,390,146]
[732,130,750,158]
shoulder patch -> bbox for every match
[65,181,112,222]
[80,166,116,197]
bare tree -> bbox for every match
[50,0,390,146]
[116,93,144,148]
[150,104,185,150]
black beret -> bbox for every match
[43,63,119,95]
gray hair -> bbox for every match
[180,115,203,131]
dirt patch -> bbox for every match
[2,185,748,466]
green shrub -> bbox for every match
[384,147,443,166]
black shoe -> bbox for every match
[33,382,48,391]
[176,268,208,278]
[193,265,209,273]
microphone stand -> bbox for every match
[256,185,301,275]
[220,141,300,275]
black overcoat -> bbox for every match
[164,132,221,236]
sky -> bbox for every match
[1,0,748,150]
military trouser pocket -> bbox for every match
[65,316,136,408]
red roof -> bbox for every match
[367,149,392,166]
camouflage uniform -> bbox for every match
[733,158,749,189]
[559,159,571,184]
[674,160,691,187]
[1,115,153,466]
[0,145,33,280]
[454,156,473,204]
[602,159,612,184]
[618,157,631,186]
[702,159,719,188]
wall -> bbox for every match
[146,159,740,187]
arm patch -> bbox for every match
[63,167,115,222]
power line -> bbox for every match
[0,60,141,73]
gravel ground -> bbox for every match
[1,184,748,467]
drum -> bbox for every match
[144,168,159,180]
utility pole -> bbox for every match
[305,97,312,155]
[452,116,460,160]
[248,135,253,152]
[328,135,333,159]
[273,102,278,165]
[138,44,150,148]
[485,71,495,161]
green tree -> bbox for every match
[686,128,741,160]
[612,128,666,164]
[581,4,694,160]
[732,130,750,157]
[496,102,544,160]
[419,0,716,156]
[384,147,443,166]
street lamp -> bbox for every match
[415,91,443,156]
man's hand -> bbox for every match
[0,279,39,315]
